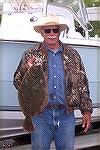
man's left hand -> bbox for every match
[82,111,92,133]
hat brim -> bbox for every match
[34,24,68,33]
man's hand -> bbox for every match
[82,111,92,133]
[27,57,42,67]
[27,56,36,67]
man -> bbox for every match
[13,15,92,150]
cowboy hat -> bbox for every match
[34,15,68,33]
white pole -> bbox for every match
[42,0,48,16]
[85,31,89,40]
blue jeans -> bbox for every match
[31,106,75,150]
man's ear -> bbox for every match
[40,30,45,37]
[41,30,43,35]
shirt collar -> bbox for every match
[44,41,63,54]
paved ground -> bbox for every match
[3,132,100,150]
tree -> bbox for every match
[0,15,2,24]
[84,0,100,37]
[84,0,100,7]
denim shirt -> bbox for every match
[47,46,65,105]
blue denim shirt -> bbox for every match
[47,46,65,105]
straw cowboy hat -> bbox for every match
[34,15,68,33]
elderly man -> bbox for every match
[13,15,92,150]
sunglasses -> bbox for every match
[43,28,60,34]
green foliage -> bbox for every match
[84,0,100,7]
[89,21,100,37]
[84,0,100,37]
[0,15,2,24]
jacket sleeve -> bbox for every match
[13,52,28,90]
[78,57,93,114]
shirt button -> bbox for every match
[54,75,57,78]
[54,96,56,99]
[54,86,56,88]
[54,65,56,67]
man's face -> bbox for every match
[41,25,60,46]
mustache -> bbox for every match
[47,36,56,39]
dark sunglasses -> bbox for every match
[44,28,59,34]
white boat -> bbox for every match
[0,0,100,143]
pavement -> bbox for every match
[3,132,100,150]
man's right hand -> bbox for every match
[27,56,36,67]
[27,57,43,68]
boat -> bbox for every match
[0,0,100,145]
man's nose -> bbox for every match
[49,30,54,35]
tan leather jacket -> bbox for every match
[13,42,93,115]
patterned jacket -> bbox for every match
[13,42,93,115]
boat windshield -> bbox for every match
[48,0,80,13]
[48,0,92,31]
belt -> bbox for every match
[46,104,66,109]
